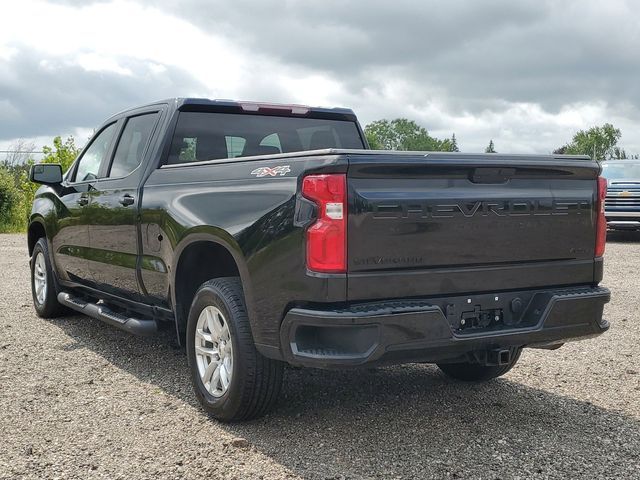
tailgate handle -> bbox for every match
[470,167,515,184]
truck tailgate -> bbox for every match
[346,153,600,301]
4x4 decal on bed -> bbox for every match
[250,166,291,177]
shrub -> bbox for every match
[0,167,25,232]
[0,135,81,233]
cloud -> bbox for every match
[0,47,205,140]
[153,0,640,109]
[1,0,640,154]
[130,0,640,152]
[0,0,355,141]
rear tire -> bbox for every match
[437,349,522,382]
[186,277,284,422]
[30,237,66,318]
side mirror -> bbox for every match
[30,164,63,185]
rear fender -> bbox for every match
[170,229,255,340]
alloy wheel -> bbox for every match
[194,306,234,397]
[33,252,48,305]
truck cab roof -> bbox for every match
[108,98,358,122]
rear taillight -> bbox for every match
[595,176,607,257]
[301,174,347,273]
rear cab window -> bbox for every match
[166,112,364,165]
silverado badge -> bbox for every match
[250,166,291,177]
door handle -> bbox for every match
[119,194,135,207]
[77,196,89,206]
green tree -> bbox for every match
[554,123,621,162]
[41,136,81,172]
[449,133,460,152]
[23,136,81,220]
[485,140,496,153]
[612,146,627,160]
[0,136,82,232]
[552,145,567,155]
[364,118,453,152]
[0,166,23,232]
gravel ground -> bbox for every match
[1,232,638,479]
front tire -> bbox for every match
[437,349,522,382]
[30,237,66,318]
[186,277,284,422]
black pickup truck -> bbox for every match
[28,98,610,421]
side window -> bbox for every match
[109,113,159,178]
[225,136,246,158]
[74,123,117,182]
[177,137,197,163]
[260,133,282,152]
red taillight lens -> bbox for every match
[595,176,607,257]
[301,174,347,273]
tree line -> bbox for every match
[365,119,637,160]
[0,137,79,232]
[0,120,637,232]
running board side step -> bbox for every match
[57,292,158,336]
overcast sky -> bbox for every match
[2,0,639,155]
